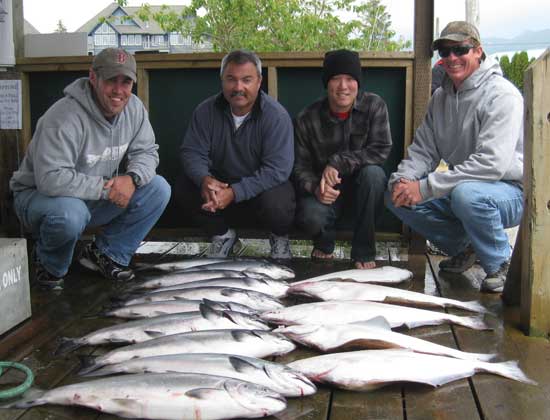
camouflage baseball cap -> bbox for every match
[432,21,481,51]
[92,48,136,82]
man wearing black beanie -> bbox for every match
[293,49,392,269]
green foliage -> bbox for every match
[55,20,67,33]
[497,51,535,92]
[134,0,411,52]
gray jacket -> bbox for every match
[180,91,294,203]
[389,56,523,200]
[10,78,159,200]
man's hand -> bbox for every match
[105,175,135,208]
[391,178,422,207]
[322,165,341,188]
[201,175,233,212]
[315,180,340,205]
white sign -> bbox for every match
[0,0,15,67]
[0,79,22,129]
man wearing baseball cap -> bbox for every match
[386,21,524,293]
[293,49,392,269]
[10,48,171,288]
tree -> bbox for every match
[55,20,67,33]
[497,51,535,92]
[134,0,410,52]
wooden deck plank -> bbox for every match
[397,254,480,420]
[429,254,550,420]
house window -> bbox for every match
[121,35,127,46]
[151,35,164,46]
[170,33,192,46]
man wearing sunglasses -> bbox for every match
[386,21,524,293]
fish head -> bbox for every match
[223,378,287,415]
[263,364,317,397]
[274,324,322,338]
[265,331,297,355]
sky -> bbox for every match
[22,0,550,41]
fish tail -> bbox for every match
[0,388,47,408]
[54,337,83,355]
[465,351,498,362]
[479,360,537,385]
[456,315,491,330]
[459,300,489,313]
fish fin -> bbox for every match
[459,315,492,331]
[54,337,82,355]
[479,360,538,385]
[231,330,262,341]
[0,387,46,409]
[202,298,225,310]
[461,300,489,314]
[199,302,222,320]
[349,316,392,330]
[185,387,223,399]
[77,355,101,375]
[229,355,259,373]
[144,330,165,338]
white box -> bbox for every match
[0,238,31,335]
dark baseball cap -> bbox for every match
[432,21,481,51]
[92,48,136,82]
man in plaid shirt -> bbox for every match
[293,49,392,269]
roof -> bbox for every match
[76,2,187,35]
[24,19,40,34]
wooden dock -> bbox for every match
[1,244,549,420]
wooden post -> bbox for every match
[520,49,550,337]
[408,0,434,253]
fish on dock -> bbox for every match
[148,276,290,298]
[184,259,295,280]
[291,266,413,286]
[275,317,495,361]
[261,300,490,330]
[118,286,285,311]
[103,299,257,319]
[56,305,269,354]
[80,353,317,397]
[79,329,296,375]
[287,349,537,391]
[131,269,254,290]
[1,372,287,419]
[288,280,487,313]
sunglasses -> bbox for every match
[438,44,475,58]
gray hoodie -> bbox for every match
[389,56,523,201]
[10,78,159,200]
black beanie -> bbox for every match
[322,49,362,88]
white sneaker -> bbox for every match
[269,233,292,260]
[207,229,238,258]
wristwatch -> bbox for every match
[127,172,141,188]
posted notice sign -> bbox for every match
[0,79,22,129]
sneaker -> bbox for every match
[31,246,64,290]
[439,245,477,273]
[270,233,292,260]
[481,261,509,293]
[79,243,135,281]
[207,229,238,258]
[35,259,64,290]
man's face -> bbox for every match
[439,40,483,88]
[327,74,358,113]
[221,61,262,116]
[89,70,133,119]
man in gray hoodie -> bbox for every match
[386,21,523,293]
[10,48,171,288]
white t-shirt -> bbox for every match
[232,112,249,129]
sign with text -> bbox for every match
[0,79,22,129]
[0,0,15,66]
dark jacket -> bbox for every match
[180,91,294,202]
[293,91,392,194]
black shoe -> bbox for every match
[79,243,135,281]
[33,250,64,290]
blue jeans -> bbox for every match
[296,165,387,262]
[14,175,171,277]
[385,181,523,274]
